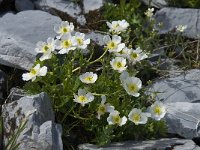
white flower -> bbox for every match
[110,57,127,73]
[107,110,127,126]
[103,35,125,53]
[115,47,131,57]
[79,72,98,84]
[55,33,76,54]
[120,72,142,97]
[73,89,94,106]
[128,108,149,125]
[106,20,129,34]
[176,25,187,32]
[128,47,148,63]
[148,101,166,121]
[144,8,154,18]
[35,37,55,61]
[74,32,90,49]
[97,95,115,119]
[54,21,74,38]
[22,64,47,81]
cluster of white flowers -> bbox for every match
[22,19,167,128]
[144,8,154,18]
[22,21,90,81]
[106,20,129,34]
[104,20,148,97]
[99,95,166,126]
[176,25,187,33]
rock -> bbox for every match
[85,32,105,46]
[15,0,34,11]
[34,0,86,25]
[83,0,104,14]
[148,69,200,103]
[0,69,6,104]
[78,138,200,150]
[2,92,63,150]
[140,0,168,8]
[154,8,200,39]
[0,11,15,17]
[165,102,200,139]
[0,10,61,70]
[20,121,63,150]
[8,87,26,102]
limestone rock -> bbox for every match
[155,8,200,39]
[148,69,200,103]
[0,10,61,70]
[2,92,63,150]
[78,138,200,150]
[34,0,86,25]
[165,102,200,139]
[83,0,104,13]
[140,0,168,8]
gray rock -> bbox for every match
[165,102,200,139]
[78,138,200,150]
[85,32,105,46]
[148,69,200,103]
[8,87,26,102]
[83,0,104,14]
[34,0,86,25]
[15,0,34,11]
[140,0,168,8]
[154,8,200,39]
[2,92,63,150]
[0,10,61,70]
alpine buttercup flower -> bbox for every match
[148,101,166,121]
[128,108,149,125]
[55,33,76,54]
[73,89,94,106]
[107,110,127,126]
[35,37,55,61]
[74,32,90,49]
[79,72,98,84]
[103,35,125,53]
[54,21,74,38]
[128,47,148,64]
[97,95,115,119]
[110,57,127,73]
[106,20,129,34]
[120,72,142,97]
[22,64,47,81]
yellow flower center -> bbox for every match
[153,106,162,115]
[131,52,138,59]
[128,83,138,92]
[115,62,123,68]
[42,45,50,53]
[77,38,83,45]
[132,113,141,122]
[107,41,117,49]
[113,24,119,29]
[98,105,106,114]
[30,68,37,75]
[62,40,72,48]
[85,76,93,82]
[61,27,69,33]
[78,96,87,102]
[112,115,121,124]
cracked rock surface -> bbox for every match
[78,138,200,150]
[155,8,200,39]
[2,92,63,150]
